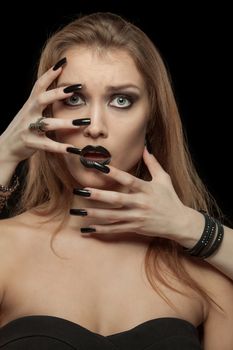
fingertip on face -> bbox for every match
[52,57,67,71]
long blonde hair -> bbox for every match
[15,12,222,311]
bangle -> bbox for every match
[183,210,224,258]
[0,175,19,211]
[183,211,216,256]
[198,218,224,259]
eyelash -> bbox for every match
[63,93,135,109]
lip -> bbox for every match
[80,145,112,168]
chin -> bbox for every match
[70,166,116,189]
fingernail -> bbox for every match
[145,137,152,154]
[66,147,82,155]
[81,227,96,233]
[72,118,91,126]
[70,209,88,216]
[93,162,110,174]
[73,188,91,197]
[53,57,67,71]
[63,84,82,93]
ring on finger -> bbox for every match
[28,117,49,135]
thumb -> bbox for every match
[143,145,166,178]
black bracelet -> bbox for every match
[198,218,224,259]
[183,211,216,257]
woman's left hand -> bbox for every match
[75,146,191,239]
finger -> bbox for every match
[31,57,67,96]
[71,207,140,222]
[75,188,141,208]
[81,222,138,235]
[34,117,90,132]
[142,146,167,179]
[27,135,81,155]
[35,87,76,110]
[99,164,147,192]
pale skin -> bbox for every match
[0,46,233,348]
[53,47,186,241]
[1,46,232,278]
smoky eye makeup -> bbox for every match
[62,92,85,107]
[62,91,140,109]
[109,93,139,109]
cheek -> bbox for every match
[114,111,147,166]
[113,122,146,170]
[56,129,80,145]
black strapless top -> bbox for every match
[0,315,202,349]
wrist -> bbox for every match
[0,157,19,187]
[173,206,205,248]
[0,137,21,167]
[0,149,20,169]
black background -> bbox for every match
[1,1,232,223]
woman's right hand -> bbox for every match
[0,59,86,165]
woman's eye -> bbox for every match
[64,93,85,106]
[110,95,132,109]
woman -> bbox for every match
[0,12,232,349]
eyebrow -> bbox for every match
[105,84,141,92]
[57,82,141,92]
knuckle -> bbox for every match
[137,215,146,222]
[24,138,35,149]
[54,88,62,97]
[40,143,48,151]
[93,190,101,200]
[20,132,29,145]
[36,94,46,106]
[113,193,122,206]
[85,209,92,216]
[35,78,44,90]
[137,201,149,210]
[94,225,104,233]
[127,177,135,187]
[109,213,117,220]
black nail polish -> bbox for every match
[73,188,91,197]
[70,209,88,216]
[63,84,82,93]
[93,162,110,174]
[66,147,82,155]
[53,57,67,71]
[81,227,96,233]
[145,137,153,154]
[72,118,91,126]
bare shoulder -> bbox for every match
[0,216,22,310]
[0,211,47,256]
[0,213,32,268]
[0,213,33,248]
[181,256,233,349]
[0,213,37,304]
[0,215,24,257]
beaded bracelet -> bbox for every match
[0,175,19,211]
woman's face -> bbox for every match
[53,46,150,190]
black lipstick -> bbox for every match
[80,145,111,169]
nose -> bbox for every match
[83,104,108,139]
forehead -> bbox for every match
[58,46,145,88]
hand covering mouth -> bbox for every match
[80,145,112,168]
